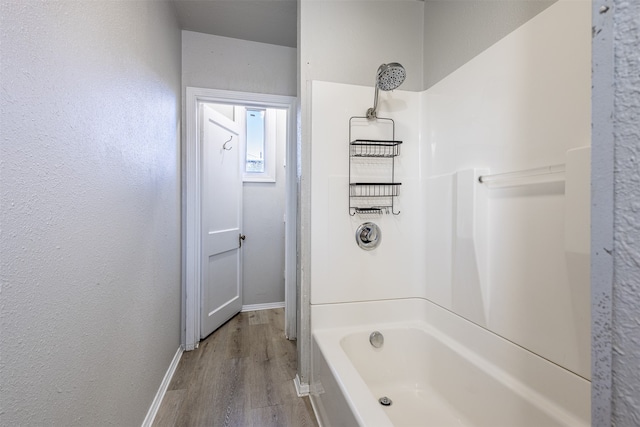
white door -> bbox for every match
[200,104,243,339]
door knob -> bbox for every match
[239,234,246,248]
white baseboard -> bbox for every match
[141,346,183,427]
[293,373,310,397]
[241,301,285,312]
[308,394,324,427]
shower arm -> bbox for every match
[366,86,381,120]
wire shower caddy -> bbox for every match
[348,116,402,216]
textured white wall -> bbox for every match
[182,30,297,96]
[610,0,640,423]
[592,0,640,423]
[0,1,181,425]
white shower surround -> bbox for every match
[309,1,591,423]
[310,82,424,304]
[418,0,591,380]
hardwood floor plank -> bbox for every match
[152,389,185,427]
[247,309,271,325]
[285,397,320,427]
[247,358,298,409]
[225,312,251,359]
[249,323,272,361]
[167,348,201,391]
[176,356,250,426]
[250,404,286,427]
[269,334,298,380]
[214,357,252,427]
[170,326,235,426]
[153,309,318,427]
[251,399,319,427]
[267,308,285,334]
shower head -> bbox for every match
[367,63,406,119]
[376,63,406,91]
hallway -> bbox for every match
[153,309,317,427]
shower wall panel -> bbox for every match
[419,0,591,379]
[309,81,425,305]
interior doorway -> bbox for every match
[183,87,297,351]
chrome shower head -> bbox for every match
[376,63,406,91]
[367,63,406,119]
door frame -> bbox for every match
[184,87,297,350]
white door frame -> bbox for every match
[184,87,298,350]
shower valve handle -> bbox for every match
[355,222,381,250]
[360,226,377,243]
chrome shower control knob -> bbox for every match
[356,222,381,250]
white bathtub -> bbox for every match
[310,299,590,427]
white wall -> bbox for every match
[422,0,554,89]
[300,0,424,91]
[420,0,591,379]
[0,1,181,425]
[243,109,288,306]
[182,31,297,96]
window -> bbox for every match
[245,109,265,173]
[243,108,276,182]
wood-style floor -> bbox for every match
[153,308,318,427]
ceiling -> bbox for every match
[172,0,297,48]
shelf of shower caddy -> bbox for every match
[349,139,402,157]
[353,207,390,215]
[349,182,401,197]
